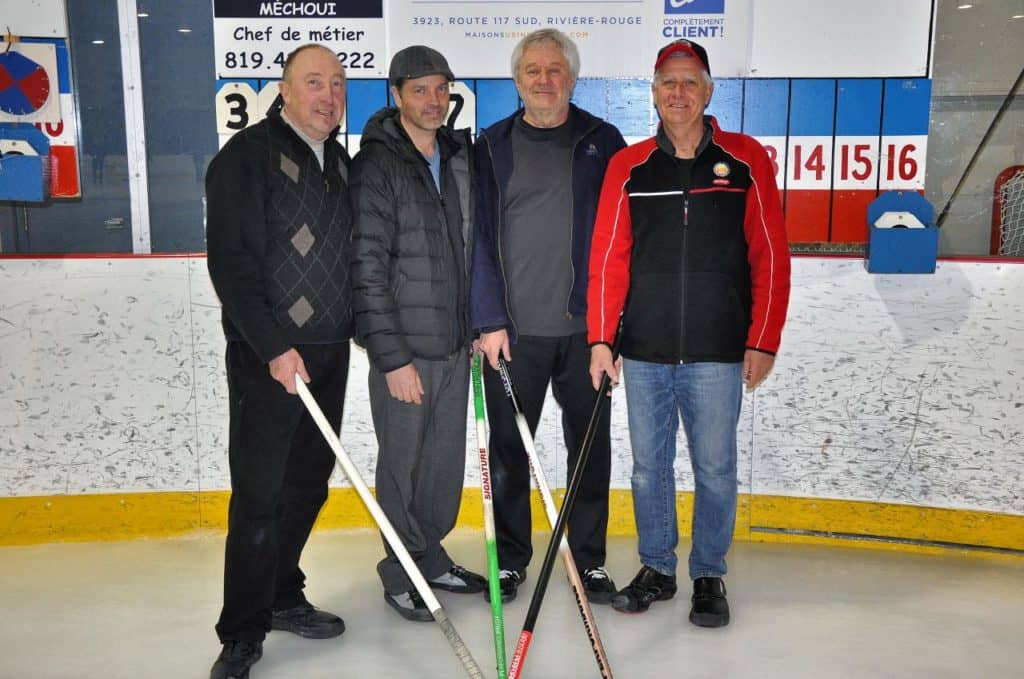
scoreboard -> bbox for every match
[211,0,936,246]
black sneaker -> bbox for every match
[483,568,524,603]
[429,564,487,594]
[689,576,730,628]
[581,567,617,605]
[610,565,677,613]
[210,640,262,679]
[385,590,434,622]
[271,601,345,639]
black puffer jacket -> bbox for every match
[350,108,473,373]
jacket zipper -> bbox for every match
[680,180,689,363]
[433,160,462,353]
[563,120,603,319]
[565,137,579,319]
[677,125,717,362]
[485,138,517,339]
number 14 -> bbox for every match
[793,144,826,181]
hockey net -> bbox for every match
[991,165,1024,256]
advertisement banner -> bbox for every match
[208,0,936,245]
[387,1,754,79]
[653,0,752,77]
[390,0,654,78]
[211,0,387,79]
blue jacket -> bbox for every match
[470,104,626,340]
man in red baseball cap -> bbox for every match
[652,38,712,76]
[588,39,791,627]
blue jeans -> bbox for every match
[623,358,743,579]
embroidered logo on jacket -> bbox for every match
[713,161,731,177]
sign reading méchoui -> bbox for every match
[211,0,386,79]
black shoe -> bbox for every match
[581,567,617,605]
[429,564,487,594]
[689,577,730,628]
[483,568,524,603]
[271,601,345,639]
[610,565,677,613]
[210,640,262,679]
[385,590,434,622]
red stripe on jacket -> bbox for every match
[588,140,657,346]
[714,126,791,354]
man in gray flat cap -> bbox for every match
[350,45,486,622]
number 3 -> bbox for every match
[216,82,258,135]
[224,93,249,130]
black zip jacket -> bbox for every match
[589,117,791,363]
[470,104,626,340]
[350,108,473,373]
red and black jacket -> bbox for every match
[587,116,790,364]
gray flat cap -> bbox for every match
[389,45,455,86]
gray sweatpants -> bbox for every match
[369,348,470,594]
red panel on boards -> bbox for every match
[830,190,877,243]
[49,145,81,198]
[784,190,830,242]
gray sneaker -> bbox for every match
[429,564,487,593]
[385,590,434,622]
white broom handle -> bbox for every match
[295,378,439,607]
[294,377,485,679]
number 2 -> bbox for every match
[447,92,464,128]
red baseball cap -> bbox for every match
[654,39,711,76]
